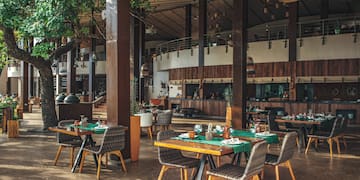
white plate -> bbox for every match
[256,132,275,136]
[221,138,246,145]
[178,133,197,139]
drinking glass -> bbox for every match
[194,124,203,134]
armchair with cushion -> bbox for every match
[157,130,200,180]
[154,110,172,131]
[79,126,127,180]
[206,141,268,180]
[305,117,344,157]
[264,132,297,180]
[54,120,83,167]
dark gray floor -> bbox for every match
[0,108,359,180]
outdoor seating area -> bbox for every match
[0,0,359,179]
[0,106,359,180]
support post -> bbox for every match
[198,0,207,99]
[288,2,298,101]
[232,0,248,129]
[66,38,77,94]
[106,0,131,158]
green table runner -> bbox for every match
[173,136,251,154]
[69,123,106,134]
[231,130,279,144]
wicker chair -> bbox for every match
[54,120,83,167]
[206,141,267,180]
[305,117,344,157]
[263,132,297,180]
[135,113,154,140]
[154,110,172,131]
[157,130,200,180]
[79,126,127,180]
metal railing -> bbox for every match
[155,16,359,55]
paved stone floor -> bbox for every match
[0,106,359,180]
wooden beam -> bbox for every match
[159,11,184,33]
[148,14,183,37]
[320,0,329,19]
[232,0,248,129]
[300,0,312,16]
[249,8,266,23]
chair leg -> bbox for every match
[111,150,127,172]
[207,175,212,180]
[183,168,188,180]
[342,135,347,150]
[216,156,221,167]
[252,175,260,180]
[158,165,168,180]
[180,168,184,180]
[275,165,280,180]
[334,137,341,154]
[79,151,87,173]
[305,137,313,154]
[286,160,296,180]
[104,153,108,168]
[54,145,64,166]
[70,147,75,168]
[327,138,333,157]
[147,127,153,140]
[96,154,102,180]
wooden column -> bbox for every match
[28,39,34,97]
[106,0,130,158]
[139,16,145,102]
[198,0,207,99]
[66,38,76,94]
[232,0,248,129]
[21,61,29,112]
[185,4,192,48]
[89,10,96,102]
[288,2,298,101]
[131,16,140,102]
[29,65,34,97]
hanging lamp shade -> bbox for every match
[246,57,255,74]
[140,63,150,78]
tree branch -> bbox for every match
[48,40,79,60]
[0,25,46,68]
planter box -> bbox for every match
[7,120,19,138]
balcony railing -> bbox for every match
[156,16,359,55]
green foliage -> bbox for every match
[31,42,55,59]
[0,31,8,69]
[130,0,151,11]
[0,0,99,59]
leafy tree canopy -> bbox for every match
[0,0,99,59]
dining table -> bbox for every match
[49,123,108,173]
[275,115,334,151]
[154,129,278,180]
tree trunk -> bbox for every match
[38,64,58,129]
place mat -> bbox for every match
[173,135,251,153]
[69,123,107,134]
[231,130,279,144]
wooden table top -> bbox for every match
[154,139,234,156]
[275,119,321,125]
[48,127,92,136]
